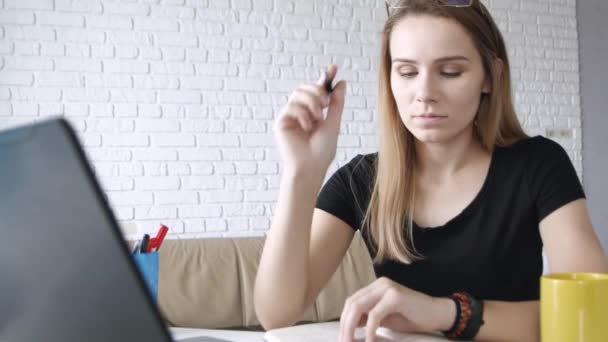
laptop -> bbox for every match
[0,118,230,342]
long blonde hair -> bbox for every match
[362,0,527,264]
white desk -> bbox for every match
[170,327,264,342]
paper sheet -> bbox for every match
[263,321,451,342]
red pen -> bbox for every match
[147,224,169,252]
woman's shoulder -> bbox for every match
[497,135,570,163]
[341,152,378,175]
[507,135,563,148]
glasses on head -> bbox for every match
[385,0,473,16]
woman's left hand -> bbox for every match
[338,277,455,342]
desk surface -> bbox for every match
[170,327,264,342]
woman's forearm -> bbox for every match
[434,298,539,341]
[254,171,323,329]
[475,300,539,341]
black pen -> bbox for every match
[140,234,150,254]
[324,70,335,94]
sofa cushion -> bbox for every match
[154,233,376,329]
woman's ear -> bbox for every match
[482,57,504,94]
[482,80,491,94]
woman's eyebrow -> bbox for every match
[391,56,471,64]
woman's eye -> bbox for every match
[441,71,462,78]
[399,71,418,78]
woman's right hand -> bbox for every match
[273,64,347,178]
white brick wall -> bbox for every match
[0,0,581,239]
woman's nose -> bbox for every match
[415,74,439,103]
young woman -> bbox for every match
[254,0,608,341]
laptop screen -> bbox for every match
[0,118,172,342]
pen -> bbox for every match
[150,225,169,252]
[324,70,335,94]
[131,240,141,255]
[140,234,150,254]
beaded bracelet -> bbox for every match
[442,292,484,340]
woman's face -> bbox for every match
[389,15,490,144]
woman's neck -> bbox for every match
[414,130,487,179]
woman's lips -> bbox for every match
[413,113,448,125]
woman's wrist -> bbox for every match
[432,296,458,332]
[282,165,326,187]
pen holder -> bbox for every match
[133,251,159,303]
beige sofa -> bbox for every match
[152,233,376,329]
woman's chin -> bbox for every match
[409,129,451,144]
[408,124,474,145]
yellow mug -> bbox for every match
[541,272,608,342]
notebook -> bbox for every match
[0,118,227,342]
[263,321,450,342]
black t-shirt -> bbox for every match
[316,136,585,301]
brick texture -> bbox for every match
[0,0,581,239]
